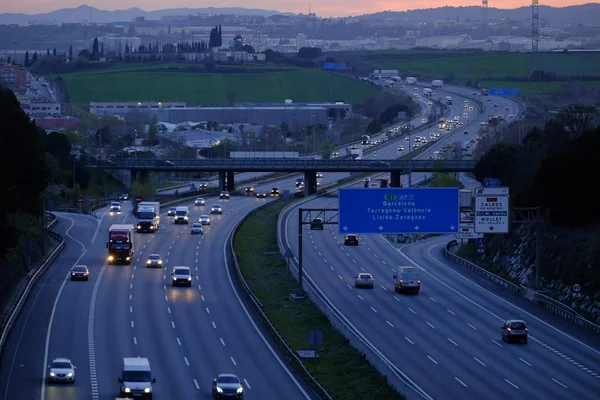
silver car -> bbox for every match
[199,215,211,225]
[190,222,204,234]
[47,358,76,383]
[354,273,375,288]
[211,204,223,214]
[194,198,205,206]
[146,254,163,268]
[501,320,528,344]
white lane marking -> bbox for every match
[455,377,468,387]
[244,379,251,389]
[193,379,200,389]
[408,308,416,314]
[131,321,134,328]
[230,357,237,366]
[429,297,437,303]
[492,340,503,348]
[551,378,568,389]
[427,356,438,365]
[357,295,364,301]
[212,321,217,329]
[87,261,107,400]
[405,337,414,344]
[205,307,210,314]
[519,357,532,367]
[129,294,132,300]
[223,219,313,399]
[386,320,394,327]
[370,307,378,313]
[184,357,190,366]
[447,309,455,315]
[447,338,458,346]
[338,275,343,280]
[177,338,182,346]
[474,357,486,366]
[90,209,107,244]
[167,307,171,314]
[426,322,435,329]
[220,338,226,346]
[171,321,175,329]
[467,323,477,330]
[504,379,519,389]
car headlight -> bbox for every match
[237,387,243,393]
[124,388,131,393]
[158,260,162,264]
[144,388,151,393]
[147,260,151,264]
[137,225,141,229]
[173,276,177,280]
[67,372,73,377]
[71,272,75,275]
[216,387,223,393]
[49,372,55,376]
[126,257,131,261]
[108,256,114,261]
[187,277,192,281]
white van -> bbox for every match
[174,206,189,224]
[393,266,421,294]
[118,357,155,399]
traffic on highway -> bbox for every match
[4,83,594,400]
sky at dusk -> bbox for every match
[0,1,591,17]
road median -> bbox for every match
[232,198,405,400]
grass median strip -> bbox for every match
[234,199,405,400]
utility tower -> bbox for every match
[532,0,539,52]
[482,0,488,26]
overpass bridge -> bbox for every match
[88,158,478,194]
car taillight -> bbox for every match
[417,280,421,284]
[525,328,528,331]
[506,327,512,331]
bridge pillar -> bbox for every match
[226,170,235,192]
[131,169,149,184]
[304,171,317,195]
[219,171,226,191]
[390,171,402,188]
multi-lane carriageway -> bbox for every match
[0,86,572,400]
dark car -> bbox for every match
[256,192,267,198]
[244,187,254,195]
[220,191,230,199]
[70,265,89,281]
[344,235,359,246]
[213,374,243,399]
[270,188,280,196]
[310,218,324,230]
[501,320,528,344]
[119,194,130,201]
[167,207,176,216]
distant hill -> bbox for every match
[361,4,600,26]
[1,3,599,26]
[0,4,294,25]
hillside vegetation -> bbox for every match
[460,104,600,321]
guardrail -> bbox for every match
[227,201,334,400]
[443,240,600,335]
[0,213,66,360]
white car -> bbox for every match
[146,254,163,268]
[47,358,76,383]
[110,202,121,213]
[211,204,223,214]
[172,266,193,287]
[199,215,211,225]
[355,273,375,288]
[194,198,205,206]
[190,222,204,234]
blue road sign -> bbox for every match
[477,237,485,253]
[484,178,502,187]
[338,188,460,234]
[489,88,520,96]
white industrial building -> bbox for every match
[102,37,142,54]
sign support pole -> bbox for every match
[296,208,339,296]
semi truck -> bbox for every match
[432,80,444,88]
[445,96,453,105]
[405,77,417,85]
[136,201,160,233]
[107,224,134,265]
[423,88,433,97]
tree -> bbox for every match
[69,45,73,61]
[232,34,244,51]
[145,114,160,146]
[31,52,38,64]
[52,48,57,56]
[473,142,521,187]
[429,174,461,187]
[0,87,51,260]
[24,51,29,67]
[557,104,599,136]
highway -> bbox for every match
[279,95,600,398]
[0,85,521,400]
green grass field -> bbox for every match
[363,51,600,92]
[61,63,378,105]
